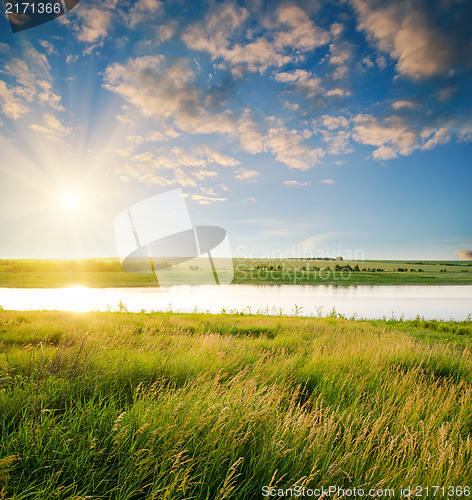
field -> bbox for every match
[0,258,471,287]
[1,310,472,498]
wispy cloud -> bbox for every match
[74,7,113,44]
[0,43,63,119]
[455,251,472,261]
[30,113,72,141]
[284,180,311,187]
[350,0,472,79]
[182,3,329,74]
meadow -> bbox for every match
[1,309,472,498]
[0,258,471,287]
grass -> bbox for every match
[0,258,471,287]
[1,310,472,498]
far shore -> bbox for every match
[0,258,470,287]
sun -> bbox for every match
[62,192,80,210]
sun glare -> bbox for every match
[62,192,80,210]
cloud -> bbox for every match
[103,56,324,170]
[320,115,349,130]
[127,128,180,145]
[350,0,472,79]
[182,3,329,73]
[391,100,416,110]
[421,127,450,150]
[321,130,353,155]
[114,144,238,187]
[328,41,353,67]
[351,113,459,159]
[352,114,418,159]
[30,113,72,141]
[191,193,227,205]
[299,231,347,252]
[0,43,63,118]
[284,180,311,187]
[458,122,472,143]
[320,179,335,185]
[274,69,349,99]
[455,251,472,261]
[266,125,324,170]
[38,40,56,55]
[103,56,235,136]
[0,81,28,119]
[275,70,322,97]
[74,7,112,44]
[196,145,240,167]
[128,0,162,27]
[325,88,349,97]
[235,168,260,181]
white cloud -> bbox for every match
[328,41,353,66]
[104,56,326,170]
[0,43,63,118]
[421,127,450,150]
[275,70,322,97]
[74,7,112,44]
[235,168,260,181]
[320,115,349,130]
[158,22,177,42]
[274,69,349,98]
[352,114,417,159]
[330,22,344,37]
[195,145,240,167]
[322,130,353,155]
[435,87,457,102]
[320,179,335,185]
[284,180,311,187]
[129,0,162,27]
[114,144,239,187]
[127,128,180,144]
[0,81,28,119]
[37,80,64,111]
[352,114,454,159]
[191,193,227,205]
[103,56,235,136]
[391,100,416,110]
[182,3,329,74]
[325,88,349,97]
[351,0,456,78]
[30,113,72,141]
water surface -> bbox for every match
[0,285,471,320]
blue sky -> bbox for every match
[0,0,471,260]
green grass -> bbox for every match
[0,258,471,287]
[1,310,472,498]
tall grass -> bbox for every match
[1,310,472,499]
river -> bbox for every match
[0,285,471,320]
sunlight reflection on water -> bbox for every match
[0,285,471,320]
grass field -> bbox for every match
[0,258,471,287]
[1,310,472,498]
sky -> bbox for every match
[0,0,471,261]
